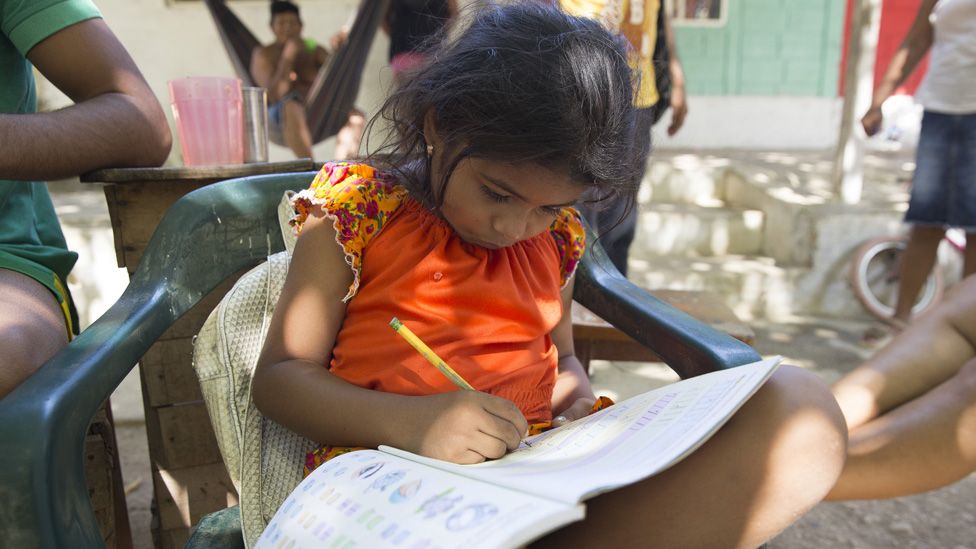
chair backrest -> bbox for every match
[194,250,311,544]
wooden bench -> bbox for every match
[573,289,754,372]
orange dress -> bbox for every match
[290,162,586,471]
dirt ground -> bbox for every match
[109,315,976,548]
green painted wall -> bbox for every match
[673,0,846,96]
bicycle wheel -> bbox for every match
[849,236,944,321]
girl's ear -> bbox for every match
[422,109,442,151]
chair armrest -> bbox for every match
[0,173,312,547]
[573,225,761,379]
[0,268,197,546]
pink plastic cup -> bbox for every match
[168,77,244,166]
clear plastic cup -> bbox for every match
[168,77,244,166]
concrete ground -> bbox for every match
[48,157,975,548]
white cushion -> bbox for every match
[192,192,312,545]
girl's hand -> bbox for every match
[551,396,596,428]
[401,391,528,464]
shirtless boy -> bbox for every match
[251,0,364,160]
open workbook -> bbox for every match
[256,356,782,549]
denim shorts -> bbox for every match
[906,110,976,230]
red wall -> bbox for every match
[839,0,931,96]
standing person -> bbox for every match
[861,0,976,341]
[0,0,172,398]
[560,0,688,275]
[252,4,846,546]
[383,0,457,82]
[829,275,976,500]
[251,0,365,161]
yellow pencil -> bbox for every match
[389,317,476,391]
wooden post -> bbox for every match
[832,0,882,204]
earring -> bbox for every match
[426,144,434,157]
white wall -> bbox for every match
[652,96,845,151]
[37,0,394,164]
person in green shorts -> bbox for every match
[0,0,172,398]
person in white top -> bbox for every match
[861,0,976,342]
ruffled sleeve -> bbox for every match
[290,162,408,301]
[548,207,586,288]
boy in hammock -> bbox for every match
[251,0,364,160]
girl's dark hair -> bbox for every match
[366,2,644,209]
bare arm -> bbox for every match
[253,209,405,448]
[832,276,976,430]
[862,0,937,135]
[252,208,527,463]
[549,277,597,422]
[662,9,687,136]
[251,42,300,104]
[0,18,171,180]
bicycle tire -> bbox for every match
[849,236,944,322]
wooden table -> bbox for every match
[572,289,755,372]
[81,160,314,549]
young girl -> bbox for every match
[253,3,847,546]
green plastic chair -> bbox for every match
[0,172,760,548]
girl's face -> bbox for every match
[436,157,584,249]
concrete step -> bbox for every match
[640,153,731,206]
[632,203,764,257]
[721,163,906,267]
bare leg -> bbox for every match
[893,225,945,323]
[836,276,976,430]
[0,269,69,398]
[964,232,976,278]
[282,100,314,160]
[333,109,365,161]
[535,366,847,548]
[827,357,976,500]
[829,277,976,499]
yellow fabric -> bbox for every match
[560,0,660,108]
[51,271,73,339]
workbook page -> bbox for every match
[382,357,781,505]
[255,449,584,549]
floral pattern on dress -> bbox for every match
[290,162,408,301]
[549,207,586,288]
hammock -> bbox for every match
[203,0,388,142]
